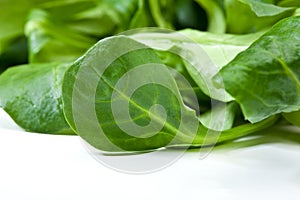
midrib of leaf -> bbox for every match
[277,57,300,91]
[258,45,300,92]
[98,72,185,138]
[100,113,148,127]
[238,84,277,107]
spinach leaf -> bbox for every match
[131,29,261,102]
[180,29,264,68]
[0,0,50,69]
[154,50,211,113]
[24,0,157,63]
[225,0,296,33]
[283,110,300,127]
[0,63,74,134]
[62,36,199,151]
[25,9,96,63]
[199,102,238,131]
[38,0,152,37]
[62,35,278,152]
[219,16,300,123]
[277,0,300,7]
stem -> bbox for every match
[191,115,279,146]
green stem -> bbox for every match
[191,115,279,146]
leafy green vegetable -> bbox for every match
[0,63,74,134]
[149,0,209,30]
[0,0,44,42]
[195,0,226,33]
[0,0,299,153]
[62,35,279,152]
[277,0,300,7]
[25,9,97,63]
[191,115,278,147]
[199,101,238,131]
[219,16,300,123]
[0,0,46,70]
[283,110,300,127]
[154,50,211,113]
[25,0,156,63]
[130,29,263,102]
[62,36,199,151]
[225,0,296,33]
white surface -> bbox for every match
[0,108,300,200]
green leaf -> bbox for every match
[277,0,300,7]
[24,0,157,63]
[225,0,296,33]
[131,29,262,102]
[180,29,264,68]
[25,9,97,63]
[0,63,74,134]
[195,0,226,33]
[148,0,174,29]
[154,50,210,113]
[128,0,156,28]
[62,36,199,152]
[62,35,278,152]
[219,16,300,123]
[0,0,51,68]
[199,101,238,131]
[282,110,300,127]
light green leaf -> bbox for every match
[131,29,262,102]
[199,102,238,131]
[25,9,96,63]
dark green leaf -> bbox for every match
[62,36,199,152]
[0,63,74,134]
[219,16,300,123]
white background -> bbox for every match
[0,108,300,200]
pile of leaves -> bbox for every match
[0,0,299,152]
